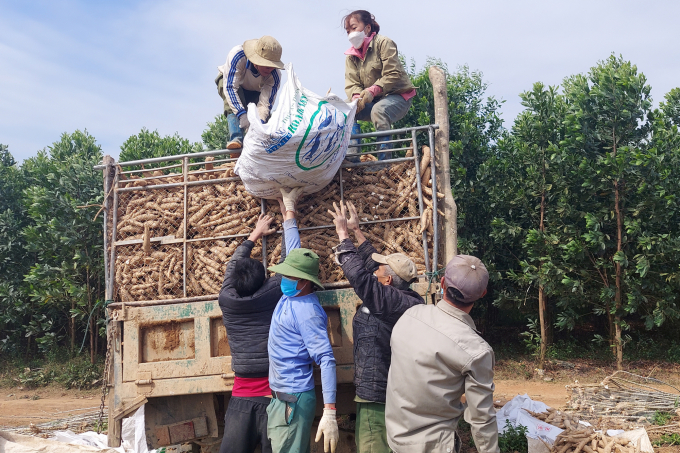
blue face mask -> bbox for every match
[281,276,302,297]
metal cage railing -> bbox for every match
[97,124,440,307]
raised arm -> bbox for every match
[329,202,422,325]
[279,187,303,253]
[221,213,274,291]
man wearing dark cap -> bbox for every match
[328,201,424,453]
[216,36,284,152]
[386,255,499,453]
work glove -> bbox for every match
[280,187,304,212]
[315,408,339,453]
[356,89,374,113]
[257,105,270,123]
[239,114,250,130]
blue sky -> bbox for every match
[1,0,679,162]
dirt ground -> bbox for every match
[1,361,679,452]
[0,387,101,428]
[0,380,568,429]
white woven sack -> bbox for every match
[235,63,357,198]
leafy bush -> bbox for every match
[653,433,680,447]
[652,411,674,426]
[14,367,57,389]
[0,353,102,390]
[498,420,528,453]
[57,359,102,390]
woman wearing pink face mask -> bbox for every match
[343,10,416,162]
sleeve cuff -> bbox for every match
[322,392,336,405]
[236,110,246,118]
[283,218,298,229]
[336,238,356,253]
[367,85,383,97]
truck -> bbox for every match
[96,123,456,452]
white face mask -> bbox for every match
[348,29,366,49]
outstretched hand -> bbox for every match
[345,201,360,232]
[248,213,276,242]
[328,202,350,240]
[280,187,304,212]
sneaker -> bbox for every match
[226,138,243,150]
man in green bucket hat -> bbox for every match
[266,191,339,453]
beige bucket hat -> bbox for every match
[243,36,285,69]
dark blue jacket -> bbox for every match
[218,238,285,378]
[337,239,424,403]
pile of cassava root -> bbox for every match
[524,409,643,453]
[113,151,439,301]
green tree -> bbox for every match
[21,131,105,362]
[481,83,569,366]
[0,144,32,354]
[202,114,230,150]
[661,88,680,126]
[561,55,653,368]
[119,128,202,167]
[395,60,504,329]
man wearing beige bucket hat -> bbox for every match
[216,36,285,152]
[385,255,499,453]
[328,201,424,453]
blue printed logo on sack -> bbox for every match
[295,102,349,171]
[262,91,308,154]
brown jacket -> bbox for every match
[386,301,499,453]
[344,34,416,100]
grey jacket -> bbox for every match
[386,301,499,453]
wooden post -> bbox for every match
[428,66,457,264]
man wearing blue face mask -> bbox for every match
[266,193,339,453]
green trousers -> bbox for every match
[356,402,392,453]
[266,389,316,453]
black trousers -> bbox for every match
[219,396,272,453]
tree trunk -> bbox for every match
[612,132,623,370]
[70,299,75,352]
[538,154,549,369]
[614,179,623,370]
[538,190,548,368]
[90,314,96,364]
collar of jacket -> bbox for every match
[435,300,481,334]
[344,32,377,60]
[246,60,260,77]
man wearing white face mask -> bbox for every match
[343,10,416,162]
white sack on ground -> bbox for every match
[54,430,112,449]
[496,394,563,443]
[0,430,120,453]
[235,63,357,198]
[496,394,550,433]
[612,429,654,453]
